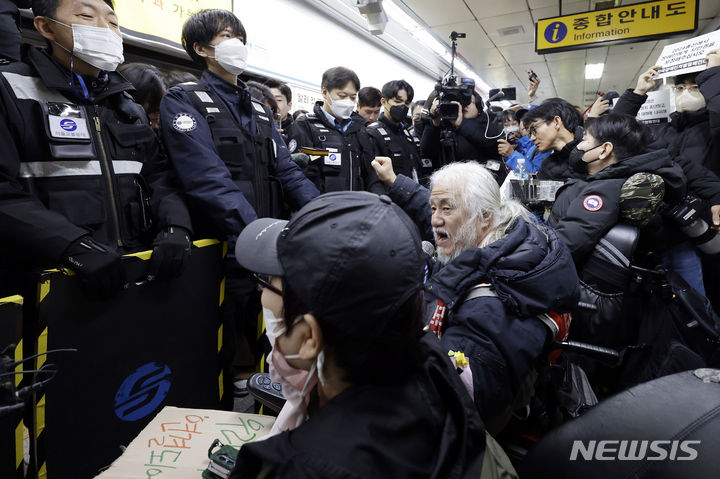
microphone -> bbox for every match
[486,90,505,108]
[422,241,435,283]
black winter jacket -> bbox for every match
[387,174,579,430]
[289,102,383,194]
[547,149,686,264]
[420,114,506,183]
[0,47,191,267]
[536,132,582,181]
[230,333,487,479]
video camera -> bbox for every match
[436,76,475,121]
[434,31,475,122]
[666,195,720,255]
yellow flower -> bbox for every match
[448,350,469,369]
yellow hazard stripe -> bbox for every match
[39,279,51,303]
[39,462,46,479]
[222,241,228,258]
[219,277,226,306]
[0,294,23,305]
[218,370,224,400]
[217,324,223,353]
[14,339,22,387]
[194,239,220,248]
[37,327,47,369]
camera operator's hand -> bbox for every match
[371,156,397,186]
[707,49,720,69]
[588,97,610,118]
[711,204,720,231]
[497,139,515,158]
[429,99,463,128]
[528,76,540,101]
[63,236,124,299]
[634,65,661,95]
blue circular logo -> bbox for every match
[114,362,172,422]
[329,154,337,161]
[59,118,77,131]
[544,22,568,43]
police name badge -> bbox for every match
[49,116,90,139]
[583,195,604,212]
[324,148,341,167]
[173,113,197,133]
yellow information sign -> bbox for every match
[536,0,697,54]
[115,0,233,46]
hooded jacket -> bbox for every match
[230,333,487,479]
[547,149,686,264]
[386,175,579,430]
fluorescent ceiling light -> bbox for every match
[384,0,420,32]
[585,63,604,79]
[411,28,447,56]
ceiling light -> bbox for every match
[411,28,447,56]
[383,0,421,32]
[585,63,604,79]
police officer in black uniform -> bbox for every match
[367,80,424,192]
[159,9,319,399]
[0,0,192,298]
[0,0,30,64]
[289,66,384,194]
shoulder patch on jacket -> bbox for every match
[288,139,297,153]
[172,113,197,132]
[583,195,603,212]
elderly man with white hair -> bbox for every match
[373,158,579,433]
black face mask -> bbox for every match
[389,104,409,123]
[569,144,603,175]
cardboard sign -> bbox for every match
[536,0,697,54]
[655,29,720,78]
[613,88,674,124]
[94,406,274,479]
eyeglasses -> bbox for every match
[528,120,547,137]
[253,273,282,296]
[673,85,700,94]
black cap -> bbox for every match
[235,191,424,332]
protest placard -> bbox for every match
[655,29,720,78]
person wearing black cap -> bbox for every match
[229,191,517,479]
[372,158,579,434]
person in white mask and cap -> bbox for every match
[228,190,518,479]
[159,8,319,406]
[0,0,194,299]
[288,66,385,194]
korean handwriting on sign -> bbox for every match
[216,417,267,445]
[145,414,204,478]
[572,1,686,30]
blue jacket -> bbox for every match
[504,135,550,174]
[387,174,580,430]
[160,71,319,238]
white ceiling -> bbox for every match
[398,0,720,106]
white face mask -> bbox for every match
[504,125,519,135]
[327,95,355,120]
[263,307,287,347]
[210,38,248,75]
[675,90,706,113]
[50,19,124,72]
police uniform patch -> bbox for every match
[288,139,297,153]
[583,195,603,212]
[172,113,197,133]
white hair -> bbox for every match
[430,161,534,248]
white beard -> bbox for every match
[436,218,479,265]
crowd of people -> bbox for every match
[1,0,720,477]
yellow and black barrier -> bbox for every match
[29,240,226,479]
[0,294,25,479]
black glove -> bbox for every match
[63,236,124,299]
[147,226,191,281]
